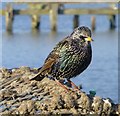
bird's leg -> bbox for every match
[55,79,69,92]
[67,79,80,91]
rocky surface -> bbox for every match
[0,66,119,115]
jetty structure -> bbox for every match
[0,3,119,32]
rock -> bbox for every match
[16,84,32,95]
[10,80,19,88]
[102,98,112,115]
[1,68,12,78]
[49,94,64,110]
[118,104,120,114]
[39,100,49,111]
[0,110,11,115]
[30,81,37,87]
[0,67,119,115]
[17,100,36,114]
[63,93,76,109]
[77,92,91,114]
[70,108,79,114]
[17,101,28,114]
[26,100,36,114]
[0,71,3,78]
[18,66,31,74]
[59,109,72,115]
[0,88,17,100]
[92,96,104,115]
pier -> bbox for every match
[0,3,119,32]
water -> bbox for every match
[1,3,119,103]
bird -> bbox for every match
[30,26,93,91]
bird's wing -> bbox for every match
[59,39,81,70]
[40,37,70,74]
[45,37,82,75]
[29,54,59,81]
[40,53,59,74]
[29,37,70,81]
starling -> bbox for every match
[30,26,93,91]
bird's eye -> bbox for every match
[80,35,86,39]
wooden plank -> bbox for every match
[18,8,119,15]
[0,8,119,16]
[64,8,119,15]
[14,9,49,15]
[0,9,49,16]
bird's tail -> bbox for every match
[29,67,45,81]
[30,73,44,81]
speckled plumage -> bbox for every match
[31,26,93,84]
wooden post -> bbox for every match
[29,3,42,30]
[91,16,96,31]
[49,4,58,32]
[73,15,79,29]
[5,4,14,32]
[31,15,40,30]
[109,15,116,29]
[108,3,116,30]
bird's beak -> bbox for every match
[85,37,94,42]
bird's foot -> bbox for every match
[67,79,81,93]
[55,79,70,93]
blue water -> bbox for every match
[0,3,119,103]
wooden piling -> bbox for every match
[5,4,14,32]
[31,15,40,30]
[73,15,79,29]
[29,3,41,30]
[109,15,116,29]
[91,16,96,31]
[49,4,58,32]
[108,3,116,30]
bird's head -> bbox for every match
[71,26,93,44]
